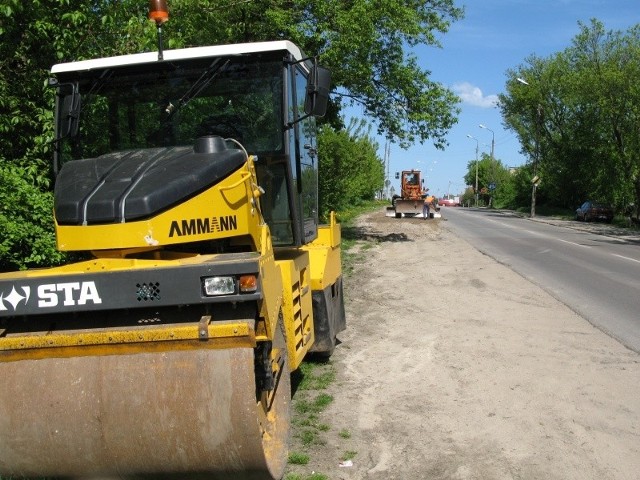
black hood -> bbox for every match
[55,136,246,225]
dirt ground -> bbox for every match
[287,208,640,480]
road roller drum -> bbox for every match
[0,321,290,479]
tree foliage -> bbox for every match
[166,0,464,148]
[318,120,385,216]
[500,20,640,213]
[0,1,157,176]
[463,153,513,207]
[0,1,462,268]
[0,164,66,271]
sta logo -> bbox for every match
[0,281,102,311]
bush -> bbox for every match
[0,164,65,271]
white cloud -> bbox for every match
[453,82,499,108]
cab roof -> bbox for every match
[51,40,305,74]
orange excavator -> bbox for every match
[387,170,436,218]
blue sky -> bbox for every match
[349,0,639,198]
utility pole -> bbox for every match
[530,103,543,218]
[466,134,479,206]
[517,78,542,218]
[383,141,391,199]
[479,124,496,207]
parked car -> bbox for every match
[438,197,460,207]
[575,201,614,223]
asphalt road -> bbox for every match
[440,207,640,353]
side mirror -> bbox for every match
[304,63,331,117]
[61,92,81,138]
[50,79,81,139]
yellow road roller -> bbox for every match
[0,33,345,479]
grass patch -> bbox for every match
[297,361,335,390]
[284,474,329,480]
[287,360,339,477]
[288,451,310,465]
[335,200,386,274]
[338,428,351,439]
[294,398,316,416]
[314,393,333,409]
[340,249,361,276]
[293,414,319,427]
[341,450,358,461]
[334,200,386,225]
[297,428,327,447]
[306,474,330,480]
[294,393,333,418]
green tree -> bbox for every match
[318,120,384,216]
[460,186,475,206]
[463,153,512,207]
[0,165,65,271]
[162,0,464,148]
[500,20,640,213]
[0,1,157,177]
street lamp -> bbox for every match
[478,124,495,159]
[466,134,479,206]
[516,77,541,218]
[478,125,496,208]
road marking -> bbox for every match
[461,212,636,253]
[610,253,640,264]
[557,239,591,248]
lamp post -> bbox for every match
[466,134,479,206]
[479,124,496,208]
[478,124,495,159]
[517,77,541,218]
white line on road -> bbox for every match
[557,239,591,248]
[610,253,640,264]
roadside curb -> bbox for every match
[486,208,640,244]
[529,216,640,244]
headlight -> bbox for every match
[202,276,236,296]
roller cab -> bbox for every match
[0,39,344,480]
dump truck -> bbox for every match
[386,169,436,218]
[0,10,345,479]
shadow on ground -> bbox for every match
[342,225,411,243]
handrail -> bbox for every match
[219,171,251,191]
